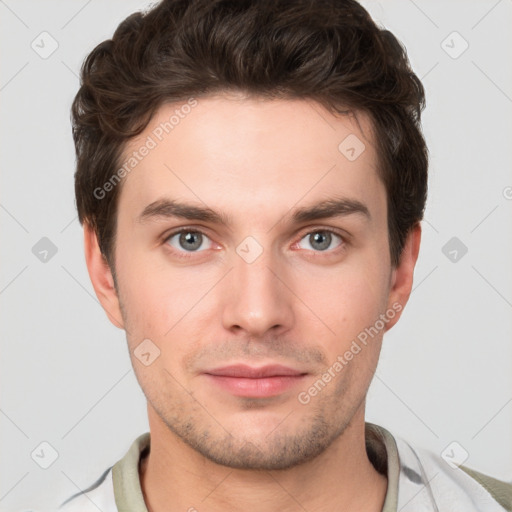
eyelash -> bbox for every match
[163,227,347,260]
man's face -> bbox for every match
[110,94,403,470]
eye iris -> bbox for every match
[179,231,202,251]
[310,231,331,251]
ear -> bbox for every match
[384,223,422,332]
[83,223,125,330]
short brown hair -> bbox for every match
[72,0,428,268]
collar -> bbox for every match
[111,421,401,511]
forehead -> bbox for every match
[118,94,384,225]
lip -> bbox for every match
[203,364,307,398]
[206,364,305,378]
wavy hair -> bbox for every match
[72,0,428,268]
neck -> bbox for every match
[139,405,388,512]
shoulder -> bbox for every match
[458,464,512,512]
[56,432,150,512]
[58,466,116,512]
[394,434,512,512]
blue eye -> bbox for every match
[297,231,343,252]
[164,228,344,258]
[166,230,212,252]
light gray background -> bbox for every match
[1,0,511,510]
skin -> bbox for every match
[85,93,421,512]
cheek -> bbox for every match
[115,252,172,340]
[292,258,390,337]
[116,248,220,353]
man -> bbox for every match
[60,0,511,510]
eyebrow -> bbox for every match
[137,197,371,226]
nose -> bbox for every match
[221,244,295,337]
